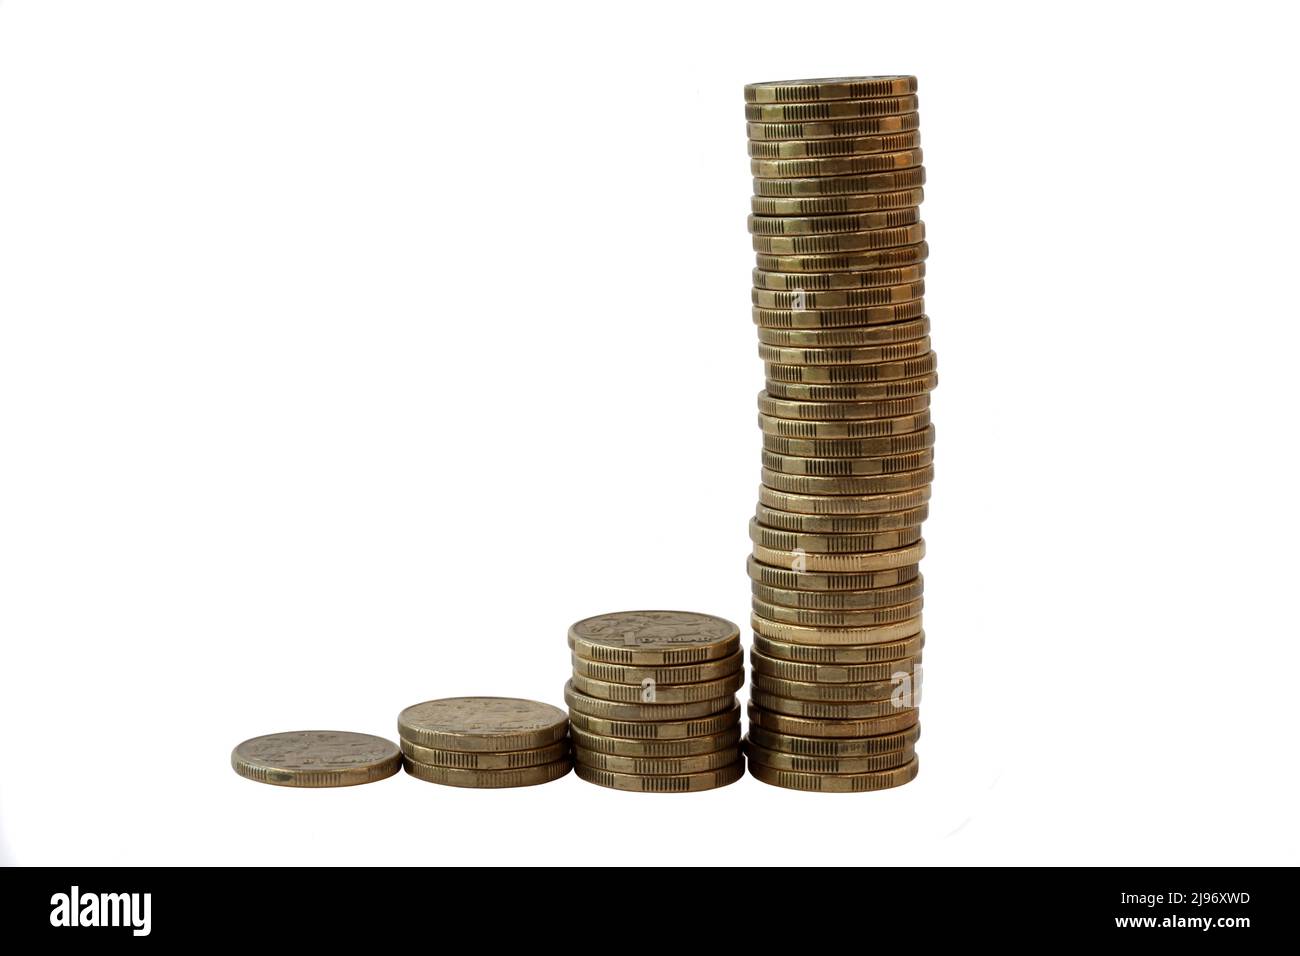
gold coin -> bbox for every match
[754,242,928,272]
[752,576,925,609]
[402,756,571,788]
[747,700,919,737]
[754,301,927,329]
[764,359,938,386]
[749,208,919,236]
[745,739,914,774]
[758,485,931,516]
[753,283,925,310]
[399,737,570,770]
[755,503,928,533]
[748,724,920,757]
[753,597,923,627]
[575,760,745,793]
[751,613,924,645]
[570,650,743,684]
[747,113,920,141]
[749,132,922,159]
[573,746,741,775]
[745,76,918,103]
[746,95,920,122]
[571,671,743,705]
[751,647,921,682]
[753,186,930,213]
[567,701,741,740]
[752,668,916,702]
[563,680,733,722]
[397,697,568,752]
[757,321,932,350]
[759,409,930,438]
[762,430,934,458]
[761,449,934,477]
[754,166,926,198]
[753,264,926,291]
[571,724,741,757]
[231,731,400,788]
[746,555,922,593]
[761,464,934,495]
[749,517,923,552]
[749,688,907,719]
[759,340,932,366]
[752,631,925,665]
[758,390,930,420]
[568,610,740,665]
[753,223,925,255]
[762,375,939,403]
[752,148,924,179]
[750,757,918,792]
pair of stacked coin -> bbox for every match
[743,76,932,792]
[396,697,572,788]
[564,611,746,792]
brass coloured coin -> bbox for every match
[751,630,925,665]
[397,697,568,752]
[570,725,741,757]
[748,757,919,792]
[231,731,400,788]
[402,756,572,788]
[575,761,745,793]
[747,723,921,756]
[573,746,741,775]
[399,738,570,770]
[570,670,744,704]
[747,701,920,737]
[746,113,921,141]
[744,739,915,774]
[567,702,741,740]
[745,76,918,103]
[563,680,733,722]
[745,95,921,122]
[568,610,740,665]
[570,650,743,685]
[750,647,922,682]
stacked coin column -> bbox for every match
[742,76,933,793]
[565,611,745,792]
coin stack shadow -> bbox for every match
[397,697,573,788]
[565,611,746,792]
[742,76,932,793]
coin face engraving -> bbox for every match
[235,731,397,769]
[569,611,739,650]
[399,697,567,735]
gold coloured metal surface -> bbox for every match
[747,723,921,756]
[231,731,400,788]
[567,702,741,740]
[751,631,925,665]
[568,610,740,665]
[397,697,568,752]
[575,761,745,793]
[749,757,919,792]
[570,725,742,757]
[747,701,919,737]
[570,650,742,685]
[563,680,733,722]
[399,738,570,771]
[745,76,919,103]
[746,113,921,141]
[744,739,915,774]
[401,756,572,788]
[573,747,741,775]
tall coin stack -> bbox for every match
[743,76,932,793]
[565,611,746,792]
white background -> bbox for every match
[2,0,1297,866]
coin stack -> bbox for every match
[743,76,931,793]
[396,697,572,788]
[565,611,746,792]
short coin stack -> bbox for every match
[743,76,932,792]
[565,611,746,792]
[396,696,572,788]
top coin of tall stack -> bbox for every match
[743,76,931,793]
